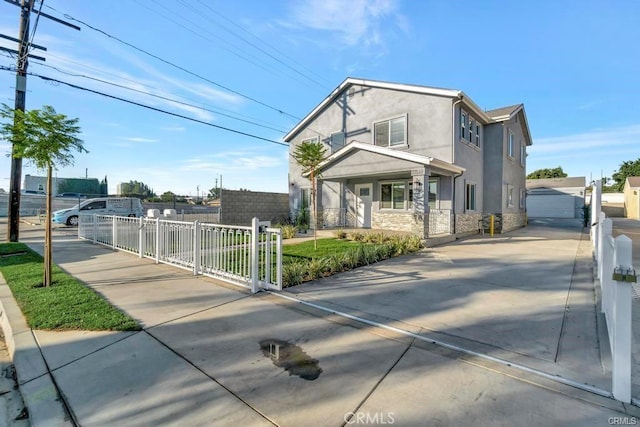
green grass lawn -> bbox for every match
[282,238,360,259]
[0,243,140,331]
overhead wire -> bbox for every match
[0,65,288,147]
[38,4,303,121]
[39,50,290,130]
[30,61,288,133]
[26,0,44,56]
[177,0,330,90]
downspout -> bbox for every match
[451,96,463,234]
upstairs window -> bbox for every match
[520,143,526,167]
[475,123,480,146]
[469,118,474,142]
[330,131,345,152]
[508,131,515,158]
[460,111,467,140]
[374,116,406,147]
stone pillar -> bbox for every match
[411,168,430,238]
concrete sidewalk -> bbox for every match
[1,220,639,425]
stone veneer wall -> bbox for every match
[371,211,426,238]
[455,213,482,235]
[501,213,526,233]
[220,190,289,226]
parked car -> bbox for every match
[21,189,46,196]
[56,192,87,199]
[52,197,144,226]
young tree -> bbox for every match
[526,166,568,179]
[611,158,640,191]
[292,140,327,250]
[0,104,85,287]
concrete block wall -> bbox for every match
[501,213,526,233]
[220,190,289,226]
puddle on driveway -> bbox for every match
[259,339,322,381]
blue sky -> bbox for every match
[1,0,639,195]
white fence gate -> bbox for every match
[78,215,282,292]
[590,179,636,404]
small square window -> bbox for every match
[359,187,370,197]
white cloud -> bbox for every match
[182,150,284,172]
[123,137,158,143]
[160,126,185,132]
[531,124,640,154]
[286,0,404,48]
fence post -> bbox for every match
[600,218,613,314]
[265,230,271,288]
[591,180,601,255]
[597,212,607,279]
[611,235,632,403]
[250,217,259,294]
[155,218,160,264]
[193,221,201,276]
[138,217,144,258]
[112,216,117,250]
[92,214,97,244]
[276,230,282,290]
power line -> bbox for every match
[30,61,288,133]
[0,65,289,147]
[39,5,303,121]
[178,0,330,90]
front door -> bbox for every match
[354,184,372,228]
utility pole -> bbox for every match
[6,0,34,242]
[3,0,79,242]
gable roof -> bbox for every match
[309,141,465,177]
[485,104,522,120]
[284,77,505,142]
[627,176,640,188]
[526,177,586,189]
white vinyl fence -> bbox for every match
[78,215,282,292]
[590,180,636,403]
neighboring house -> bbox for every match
[624,177,640,219]
[285,77,532,239]
[525,177,586,218]
[23,174,64,194]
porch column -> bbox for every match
[411,168,430,238]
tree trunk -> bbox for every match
[311,171,317,250]
[44,165,53,287]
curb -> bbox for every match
[0,274,73,427]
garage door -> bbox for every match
[527,194,575,218]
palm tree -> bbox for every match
[0,104,85,287]
[292,140,327,250]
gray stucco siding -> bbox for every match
[320,150,422,180]
[501,114,527,215]
[482,123,504,213]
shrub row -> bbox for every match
[282,234,423,287]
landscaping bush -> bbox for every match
[306,258,327,280]
[348,231,365,242]
[283,260,307,287]
[279,224,297,239]
[333,228,347,239]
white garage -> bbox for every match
[527,194,576,218]
[525,177,586,219]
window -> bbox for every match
[428,178,438,209]
[300,189,310,209]
[460,111,467,140]
[469,118,474,142]
[520,143,526,167]
[330,131,345,152]
[80,200,106,211]
[301,136,318,145]
[359,187,370,197]
[475,123,480,146]
[508,131,515,158]
[507,185,514,207]
[38,183,44,191]
[381,182,407,209]
[520,188,526,209]
[465,183,476,211]
[374,116,406,147]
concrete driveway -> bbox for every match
[286,219,609,389]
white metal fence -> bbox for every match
[78,215,282,292]
[590,180,636,403]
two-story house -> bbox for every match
[285,78,532,239]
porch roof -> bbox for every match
[305,142,465,179]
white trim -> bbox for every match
[308,141,465,176]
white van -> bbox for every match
[52,197,144,226]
